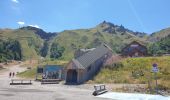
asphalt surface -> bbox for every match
[0,65,110,100]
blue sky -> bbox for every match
[0,0,170,34]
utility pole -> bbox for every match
[155,72,158,94]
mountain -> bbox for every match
[149,27,170,42]
[146,27,170,55]
[20,26,57,40]
[96,21,147,38]
[52,21,148,60]
[148,29,170,55]
[1,21,170,62]
[0,26,57,61]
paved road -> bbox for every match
[98,92,170,100]
[0,65,110,100]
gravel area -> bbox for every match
[1,64,165,100]
[0,64,110,100]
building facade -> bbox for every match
[65,44,112,84]
[122,41,147,57]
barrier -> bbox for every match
[10,79,32,85]
[41,79,61,84]
[93,84,107,96]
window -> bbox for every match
[130,44,139,47]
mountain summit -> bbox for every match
[20,26,57,40]
[96,21,147,38]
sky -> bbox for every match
[0,0,170,34]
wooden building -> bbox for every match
[65,44,112,84]
[122,41,147,57]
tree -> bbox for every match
[40,41,49,57]
[0,39,22,62]
[50,43,65,59]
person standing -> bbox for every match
[12,72,15,77]
[9,72,12,78]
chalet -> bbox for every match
[122,41,147,57]
[65,44,112,84]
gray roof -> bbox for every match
[74,44,111,69]
[80,48,96,52]
[72,59,84,69]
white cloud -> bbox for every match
[28,25,40,28]
[11,0,19,3]
[17,21,25,26]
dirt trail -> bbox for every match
[0,64,27,80]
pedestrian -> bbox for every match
[9,72,12,78]
[12,72,15,77]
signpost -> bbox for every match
[152,63,159,94]
[152,63,158,73]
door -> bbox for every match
[66,69,77,83]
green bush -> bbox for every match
[0,39,22,62]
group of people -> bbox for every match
[42,71,59,79]
[9,72,15,78]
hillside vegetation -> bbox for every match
[91,56,170,89]
[149,27,170,42]
[53,21,147,60]
[0,27,57,61]
[1,21,170,62]
[0,39,21,62]
[148,35,170,55]
[0,29,44,60]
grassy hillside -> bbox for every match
[0,28,44,60]
[91,56,170,89]
[148,36,170,55]
[0,22,149,61]
[149,27,170,42]
[53,21,147,60]
[0,39,22,62]
[1,22,170,62]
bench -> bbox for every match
[41,79,61,84]
[92,84,107,96]
[10,79,32,85]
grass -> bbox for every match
[90,56,170,90]
[40,59,68,66]
[17,68,36,79]
[1,23,147,61]
[53,27,144,60]
[0,29,44,60]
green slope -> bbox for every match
[148,35,170,55]
[92,56,170,89]
[149,27,170,42]
[5,21,170,62]
[52,21,147,60]
[0,28,44,60]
